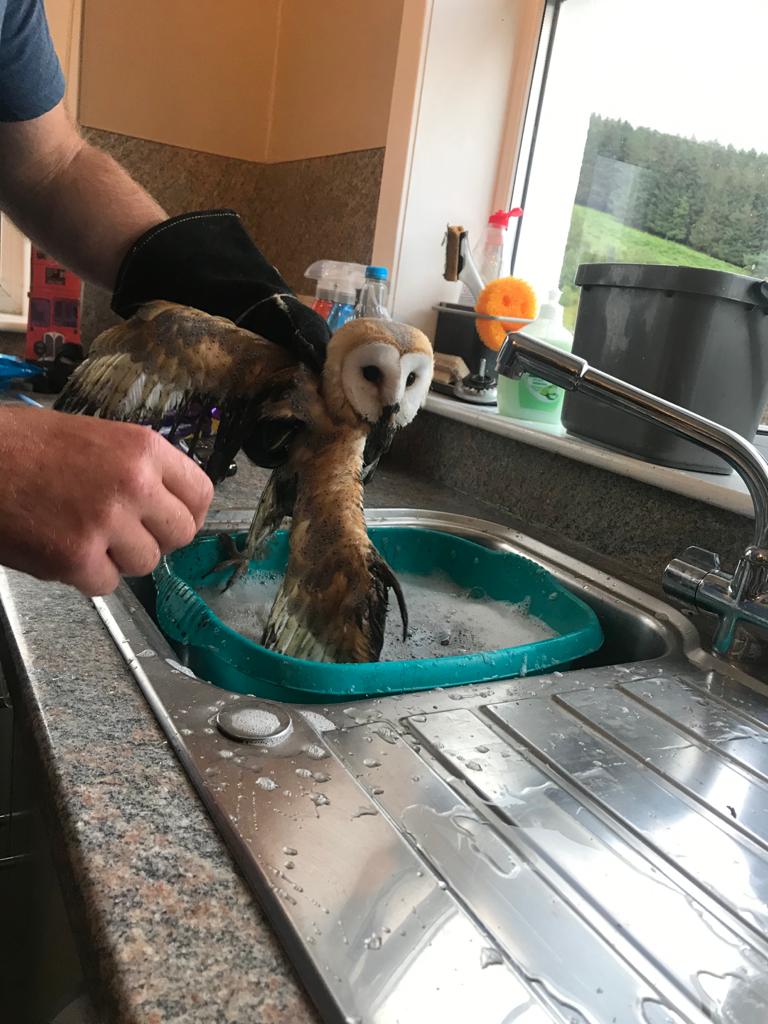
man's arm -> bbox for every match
[0,100,165,290]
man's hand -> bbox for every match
[0,407,213,595]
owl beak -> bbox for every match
[382,402,400,420]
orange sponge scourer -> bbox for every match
[475,276,537,351]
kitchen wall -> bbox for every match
[78,1,403,163]
[79,130,385,342]
[67,0,404,341]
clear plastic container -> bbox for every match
[458,209,522,305]
[304,261,366,323]
[353,266,391,320]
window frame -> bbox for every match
[508,0,561,271]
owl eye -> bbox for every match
[362,365,383,383]
[406,371,417,388]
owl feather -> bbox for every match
[55,301,432,664]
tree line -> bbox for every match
[575,114,768,273]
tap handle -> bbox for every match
[663,546,722,606]
[679,546,721,573]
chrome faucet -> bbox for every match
[496,331,768,659]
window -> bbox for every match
[45,266,67,286]
[29,298,51,328]
[511,0,768,433]
[53,298,79,328]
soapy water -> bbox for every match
[199,569,554,662]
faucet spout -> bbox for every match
[497,330,768,657]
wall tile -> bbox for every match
[80,128,384,342]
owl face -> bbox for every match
[324,319,433,428]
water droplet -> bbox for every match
[363,758,381,768]
[373,724,399,745]
[480,947,503,968]
[641,998,687,1024]
[312,771,330,783]
[465,760,483,771]
[311,793,330,808]
[256,776,278,791]
[219,749,235,759]
[364,933,382,950]
[303,743,328,760]
[352,807,379,818]
[282,846,298,856]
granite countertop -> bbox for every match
[3,452,622,1024]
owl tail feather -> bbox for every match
[261,550,409,664]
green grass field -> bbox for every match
[559,205,743,329]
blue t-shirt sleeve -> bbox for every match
[0,0,65,121]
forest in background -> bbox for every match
[573,113,768,273]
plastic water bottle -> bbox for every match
[354,266,391,320]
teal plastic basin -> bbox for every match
[153,527,603,703]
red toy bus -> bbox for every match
[25,248,82,361]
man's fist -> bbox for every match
[0,407,213,595]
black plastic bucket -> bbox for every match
[562,263,768,473]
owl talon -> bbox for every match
[205,533,251,591]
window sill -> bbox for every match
[0,314,27,333]
[425,392,762,521]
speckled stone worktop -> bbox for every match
[2,455,599,1024]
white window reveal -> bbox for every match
[0,213,30,331]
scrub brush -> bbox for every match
[443,225,484,303]
[475,276,537,350]
[442,225,494,404]
[442,227,536,405]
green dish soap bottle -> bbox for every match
[497,288,573,424]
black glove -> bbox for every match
[111,209,330,372]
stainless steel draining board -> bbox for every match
[94,509,768,1024]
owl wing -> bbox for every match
[260,424,407,664]
[54,300,295,424]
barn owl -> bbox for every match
[55,302,434,662]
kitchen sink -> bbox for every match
[96,509,768,1024]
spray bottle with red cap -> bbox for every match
[458,208,523,306]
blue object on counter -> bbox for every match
[0,354,44,389]
[152,526,604,703]
[327,300,355,332]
